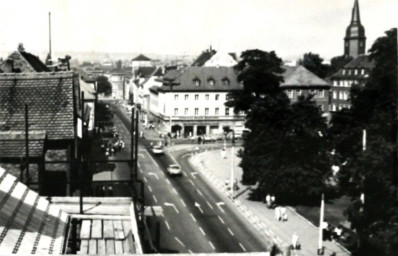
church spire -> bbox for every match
[351,0,361,24]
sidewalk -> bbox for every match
[186,147,351,256]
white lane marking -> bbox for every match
[227,228,234,236]
[197,189,203,197]
[206,201,213,210]
[209,241,215,250]
[152,195,158,203]
[148,172,159,180]
[172,188,178,195]
[190,213,197,222]
[239,243,246,252]
[199,227,206,236]
[216,202,225,213]
[175,237,185,247]
[166,179,171,185]
[165,220,170,230]
[188,249,193,254]
[194,202,204,214]
[180,199,187,207]
[148,185,152,192]
[164,202,179,214]
[138,153,145,158]
[143,177,147,183]
[137,162,141,168]
[218,216,225,224]
[188,179,195,186]
[191,172,198,179]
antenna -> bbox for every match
[49,12,52,59]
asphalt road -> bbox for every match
[110,102,270,253]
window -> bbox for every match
[174,108,178,115]
[222,78,230,86]
[309,89,317,95]
[194,108,199,116]
[339,91,344,100]
[205,108,209,115]
[195,94,199,100]
[184,108,188,115]
[344,91,349,100]
[287,90,293,98]
[215,94,219,100]
[332,104,337,111]
[342,69,346,75]
[205,94,209,100]
[361,69,365,75]
[337,81,341,87]
[208,78,215,86]
[333,91,337,99]
[174,94,178,100]
[226,94,230,100]
[193,79,201,86]
[185,94,189,100]
[225,108,230,116]
[215,108,219,115]
[296,90,302,96]
[316,90,324,98]
[354,69,358,75]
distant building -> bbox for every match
[329,55,374,111]
[0,44,50,73]
[149,66,245,137]
[344,0,366,58]
[131,66,163,111]
[131,54,153,78]
[192,47,238,67]
[281,65,331,112]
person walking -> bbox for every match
[280,206,288,221]
[292,233,299,250]
[274,206,281,221]
[270,194,276,208]
[265,194,271,208]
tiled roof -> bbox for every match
[191,49,217,66]
[158,66,242,92]
[132,54,151,61]
[137,66,157,78]
[344,55,375,69]
[19,51,50,72]
[0,131,46,158]
[280,65,330,87]
[0,167,68,254]
[0,72,77,140]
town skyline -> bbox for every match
[1,0,396,61]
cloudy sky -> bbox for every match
[0,0,396,60]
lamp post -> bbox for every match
[230,129,235,200]
[318,193,325,255]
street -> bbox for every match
[109,102,271,253]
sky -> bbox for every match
[0,0,397,61]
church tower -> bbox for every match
[344,0,366,58]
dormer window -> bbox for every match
[342,69,346,75]
[222,77,230,86]
[193,78,201,86]
[208,78,215,86]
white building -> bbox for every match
[149,66,245,137]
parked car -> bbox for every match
[167,164,182,177]
[203,135,217,142]
[152,145,164,155]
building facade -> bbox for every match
[149,66,245,137]
[344,0,366,58]
[329,55,374,111]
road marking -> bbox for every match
[143,177,147,183]
[197,189,203,197]
[239,243,246,252]
[137,162,141,168]
[165,220,170,230]
[175,237,185,247]
[148,172,159,180]
[152,195,158,203]
[206,201,213,210]
[209,241,215,250]
[190,213,197,222]
[199,227,206,236]
[191,172,198,179]
[188,179,195,186]
[180,199,187,207]
[218,216,225,224]
[216,202,225,213]
[138,153,145,158]
[164,202,179,214]
[188,249,193,254]
[172,188,178,195]
[227,228,234,236]
[148,185,152,192]
[194,202,204,214]
[166,179,171,185]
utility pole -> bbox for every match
[230,129,235,200]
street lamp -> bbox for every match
[230,129,235,200]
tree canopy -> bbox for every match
[96,75,112,96]
[297,52,329,78]
[228,49,330,205]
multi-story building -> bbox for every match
[329,55,375,111]
[281,65,331,112]
[149,66,245,137]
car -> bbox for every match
[167,164,182,177]
[152,145,164,155]
[203,135,217,142]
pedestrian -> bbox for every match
[266,194,271,208]
[270,194,276,208]
[291,233,299,250]
[280,206,288,221]
[140,131,143,138]
[274,206,281,221]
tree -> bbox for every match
[228,49,330,205]
[329,28,397,255]
[297,52,329,78]
[97,75,112,95]
[327,55,353,77]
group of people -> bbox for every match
[322,221,344,242]
[102,138,125,157]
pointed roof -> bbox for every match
[281,65,330,87]
[191,49,217,66]
[345,0,365,39]
[132,54,151,61]
[351,0,361,24]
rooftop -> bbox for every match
[0,130,46,159]
[280,65,330,87]
[132,54,151,61]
